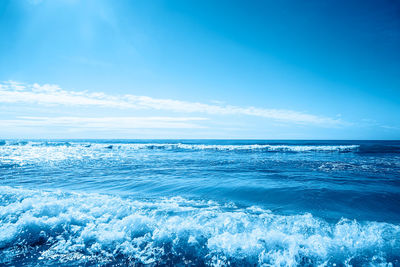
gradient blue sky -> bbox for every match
[0,0,399,139]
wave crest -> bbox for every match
[0,187,399,266]
[1,141,360,151]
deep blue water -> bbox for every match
[0,140,400,266]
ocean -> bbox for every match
[0,140,399,266]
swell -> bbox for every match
[3,140,400,154]
[0,186,399,266]
[0,140,360,152]
[357,144,400,154]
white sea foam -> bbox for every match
[0,186,398,266]
[0,142,360,165]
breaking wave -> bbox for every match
[2,140,400,154]
[0,142,361,166]
[0,140,360,151]
[0,186,399,266]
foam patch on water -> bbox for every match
[157,143,360,152]
[0,186,398,266]
[0,142,360,165]
[2,141,360,151]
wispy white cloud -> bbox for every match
[0,81,343,125]
[0,116,207,129]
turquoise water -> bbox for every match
[1,140,400,266]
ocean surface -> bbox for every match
[0,140,400,266]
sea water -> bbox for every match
[0,140,399,266]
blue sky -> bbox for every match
[0,0,399,139]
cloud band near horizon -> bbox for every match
[0,81,343,126]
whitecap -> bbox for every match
[0,186,398,266]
